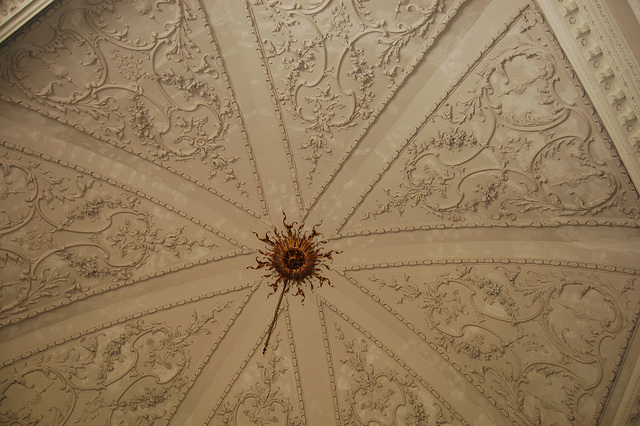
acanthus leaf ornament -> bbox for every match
[250,212,338,353]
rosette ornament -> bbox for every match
[250,213,338,353]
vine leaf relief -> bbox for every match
[321,300,464,425]
[248,0,465,192]
[209,316,305,425]
[0,148,235,326]
[0,0,266,214]
[343,9,640,233]
[348,262,640,425]
[0,291,246,425]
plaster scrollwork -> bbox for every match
[336,327,457,425]
[0,287,251,425]
[208,304,306,425]
[125,76,240,187]
[1,23,120,128]
[539,0,640,157]
[83,0,215,74]
[0,147,232,327]
[246,0,466,203]
[349,262,640,424]
[0,0,267,215]
[320,301,468,425]
[319,298,467,426]
[211,337,303,425]
[341,8,640,234]
[630,394,640,423]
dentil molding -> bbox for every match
[0,0,54,44]
[536,0,640,194]
[629,0,640,26]
[534,1,640,423]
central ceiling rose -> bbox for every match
[251,212,337,353]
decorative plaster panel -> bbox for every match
[207,304,306,425]
[0,0,268,217]
[340,259,640,425]
[319,297,468,425]
[245,0,468,214]
[0,143,244,327]
[536,0,640,194]
[0,284,255,424]
[0,0,638,424]
[340,6,640,236]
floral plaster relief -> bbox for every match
[0,146,240,327]
[0,286,252,424]
[0,0,267,216]
[246,0,469,210]
[344,261,640,424]
[207,304,306,425]
[0,0,638,424]
[340,8,640,235]
[320,298,467,425]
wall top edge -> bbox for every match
[0,0,57,45]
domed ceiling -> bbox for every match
[1,0,640,424]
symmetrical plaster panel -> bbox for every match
[0,0,640,424]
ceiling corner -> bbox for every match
[0,0,56,45]
[536,0,640,194]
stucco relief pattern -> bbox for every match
[319,297,467,425]
[208,304,306,425]
[0,0,639,423]
[0,285,255,425]
[246,0,467,213]
[0,0,27,20]
[340,260,640,424]
[551,0,640,154]
[0,145,240,327]
[340,7,640,235]
[0,0,267,216]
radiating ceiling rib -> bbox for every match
[0,100,270,249]
[305,0,528,232]
[319,270,509,425]
[198,0,308,217]
[0,252,258,362]
[1,0,640,423]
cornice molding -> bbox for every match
[0,0,54,44]
[536,0,640,194]
[629,0,640,26]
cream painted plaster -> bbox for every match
[0,0,640,424]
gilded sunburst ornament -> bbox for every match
[250,212,338,353]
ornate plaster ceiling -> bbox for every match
[1,0,640,424]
